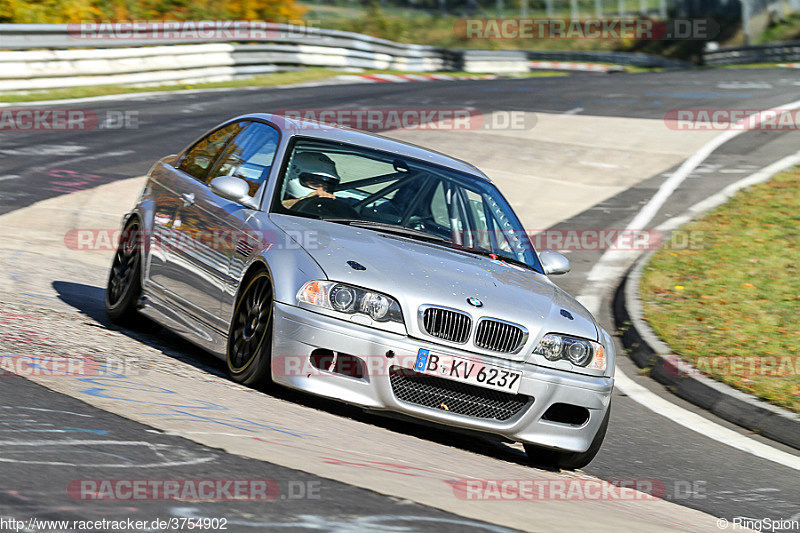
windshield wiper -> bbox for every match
[450,245,535,271]
[324,219,451,244]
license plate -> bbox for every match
[413,349,522,394]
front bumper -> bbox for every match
[271,302,614,453]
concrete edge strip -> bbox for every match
[614,153,800,450]
[575,97,800,469]
[577,94,800,470]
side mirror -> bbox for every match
[209,176,258,209]
[539,250,571,275]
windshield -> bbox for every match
[271,138,541,272]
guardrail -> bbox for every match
[527,50,689,68]
[0,22,689,92]
[0,22,445,53]
[702,40,800,65]
[0,43,447,91]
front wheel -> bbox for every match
[105,218,143,324]
[227,271,274,387]
[524,405,610,470]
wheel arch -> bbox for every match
[239,259,273,294]
[119,211,147,288]
[233,259,277,315]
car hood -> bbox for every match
[271,214,599,347]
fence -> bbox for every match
[302,0,674,21]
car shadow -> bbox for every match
[53,280,555,471]
[52,280,227,379]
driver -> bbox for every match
[282,151,340,209]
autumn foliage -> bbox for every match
[0,0,306,24]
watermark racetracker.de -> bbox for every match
[67,20,320,40]
[453,17,718,40]
[0,109,139,131]
[273,108,536,132]
[63,228,704,252]
[63,228,319,252]
[665,109,800,131]
[0,354,145,378]
[448,478,708,501]
[67,478,320,501]
[663,355,800,378]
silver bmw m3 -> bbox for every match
[106,113,615,469]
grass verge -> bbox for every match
[0,68,568,104]
[639,166,800,413]
[0,69,343,103]
[717,63,800,69]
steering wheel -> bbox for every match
[291,196,360,219]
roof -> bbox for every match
[243,113,491,182]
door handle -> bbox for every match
[181,193,195,207]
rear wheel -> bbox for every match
[227,271,274,387]
[105,218,143,324]
[524,405,610,470]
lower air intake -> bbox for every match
[389,366,530,421]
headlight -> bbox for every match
[533,333,606,371]
[297,281,403,324]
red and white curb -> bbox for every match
[529,61,625,72]
[336,73,497,83]
[778,63,800,69]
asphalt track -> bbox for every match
[1,68,799,531]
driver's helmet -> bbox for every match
[285,151,340,199]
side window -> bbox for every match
[469,190,515,252]
[429,181,465,231]
[463,189,491,250]
[430,181,450,229]
[178,122,245,181]
[209,122,280,196]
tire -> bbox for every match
[105,218,143,324]
[524,405,611,470]
[227,270,274,387]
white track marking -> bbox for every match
[615,372,800,470]
[0,87,260,108]
[579,98,800,314]
[0,145,86,157]
[578,160,620,169]
[625,99,800,232]
[0,440,216,467]
[666,153,800,225]
[576,98,800,469]
[0,406,93,417]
